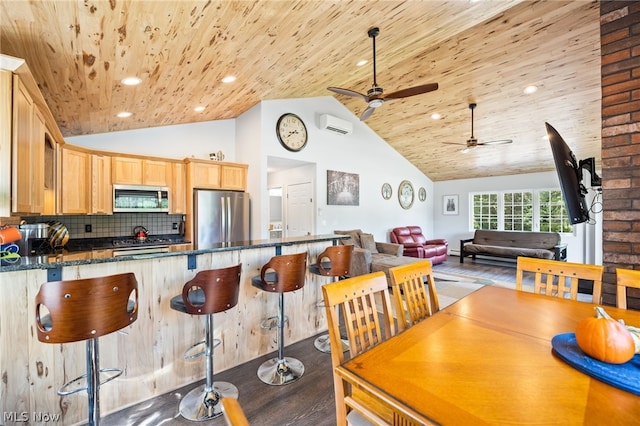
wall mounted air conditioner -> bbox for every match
[319,114,353,135]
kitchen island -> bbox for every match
[0,234,346,425]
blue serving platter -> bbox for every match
[551,332,640,395]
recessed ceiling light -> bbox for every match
[221,76,236,83]
[121,77,142,86]
[431,113,441,120]
[524,85,538,94]
[356,60,368,67]
[194,106,206,112]
[117,111,132,118]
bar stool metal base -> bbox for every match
[257,357,304,386]
[179,381,239,422]
[313,334,349,353]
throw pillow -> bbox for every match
[359,233,378,253]
[334,229,362,248]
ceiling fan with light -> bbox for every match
[327,27,439,121]
[445,103,513,153]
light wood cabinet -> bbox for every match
[91,154,112,214]
[112,156,170,186]
[187,159,247,191]
[144,159,170,186]
[60,146,91,214]
[0,71,12,217]
[171,162,186,214]
[112,156,143,184]
[221,163,247,191]
[11,75,45,214]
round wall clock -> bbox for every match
[381,183,392,200]
[276,113,308,152]
[398,180,414,209]
[418,187,427,202]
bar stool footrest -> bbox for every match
[57,367,123,396]
[260,315,288,330]
[183,338,222,361]
[179,381,239,421]
[314,334,350,353]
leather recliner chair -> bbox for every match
[390,226,448,265]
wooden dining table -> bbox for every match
[335,286,640,425]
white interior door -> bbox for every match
[286,182,314,237]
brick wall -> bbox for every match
[600,1,640,309]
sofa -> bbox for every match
[333,229,421,278]
[460,230,567,263]
[389,226,448,264]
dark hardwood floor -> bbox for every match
[100,256,517,426]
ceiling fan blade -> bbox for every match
[383,83,439,100]
[477,139,513,146]
[327,87,369,101]
[360,106,376,121]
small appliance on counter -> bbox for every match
[16,223,49,255]
[133,226,149,242]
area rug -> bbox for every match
[432,271,519,308]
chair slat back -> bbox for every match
[182,264,242,315]
[516,257,603,303]
[322,271,395,424]
[315,245,353,277]
[258,252,307,293]
[389,260,439,332]
[616,268,640,309]
[35,273,138,343]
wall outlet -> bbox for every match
[172,222,178,230]
[85,224,92,232]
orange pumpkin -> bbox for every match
[575,308,635,364]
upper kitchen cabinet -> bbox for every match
[0,71,12,217]
[112,156,170,186]
[170,161,186,214]
[60,145,91,214]
[11,74,44,214]
[91,153,112,214]
[186,159,247,191]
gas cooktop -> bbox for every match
[111,237,182,247]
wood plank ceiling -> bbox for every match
[0,0,601,182]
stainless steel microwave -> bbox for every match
[113,185,170,212]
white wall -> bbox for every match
[67,120,236,161]
[434,171,603,264]
[65,96,435,243]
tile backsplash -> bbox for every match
[24,213,185,239]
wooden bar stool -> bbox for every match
[309,245,353,353]
[170,264,242,421]
[35,273,139,426]
[251,252,307,385]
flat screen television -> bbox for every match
[546,122,592,225]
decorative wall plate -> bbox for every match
[398,180,414,209]
[418,187,426,202]
[381,183,392,200]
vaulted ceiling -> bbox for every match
[0,0,601,181]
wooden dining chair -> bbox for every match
[322,271,396,426]
[389,260,440,332]
[515,257,603,303]
[615,268,640,309]
[221,397,250,426]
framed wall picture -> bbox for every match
[381,183,392,200]
[443,194,459,215]
[327,170,359,205]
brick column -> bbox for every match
[600,1,640,309]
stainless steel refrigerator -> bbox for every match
[194,190,250,249]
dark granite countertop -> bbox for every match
[0,234,348,272]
